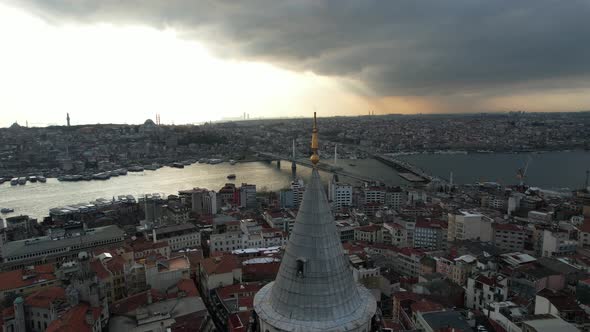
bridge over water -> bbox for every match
[255,151,441,185]
[255,151,383,183]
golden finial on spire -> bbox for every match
[310,112,319,166]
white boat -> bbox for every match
[93,172,111,180]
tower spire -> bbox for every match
[310,112,319,166]
[254,117,376,330]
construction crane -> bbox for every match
[516,155,532,187]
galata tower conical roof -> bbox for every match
[254,113,376,332]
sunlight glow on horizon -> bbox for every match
[0,3,373,127]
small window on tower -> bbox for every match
[296,257,306,278]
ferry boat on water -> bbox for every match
[93,172,110,180]
[58,175,83,182]
[144,164,160,171]
[128,166,144,172]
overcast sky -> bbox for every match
[2,1,590,127]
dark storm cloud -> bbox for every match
[12,0,590,97]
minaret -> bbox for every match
[67,113,70,127]
[291,139,297,172]
[254,112,376,332]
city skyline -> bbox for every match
[2,1,590,127]
[1,2,590,330]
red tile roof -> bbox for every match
[399,247,425,257]
[493,223,524,232]
[159,256,190,272]
[171,311,208,332]
[125,238,169,253]
[579,220,590,233]
[25,287,66,309]
[411,300,444,314]
[216,283,262,300]
[364,242,399,251]
[385,222,404,229]
[393,291,422,302]
[90,260,111,280]
[110,289,165,315]
[416,220,448,229]
[265,210,287,218]
[176,279,199,297]
[201,255,240,275]
[242,262,280,281]
[228,311,252,332]
[236,296,254,310]
[0,264,57,292]
[475,275,495,286]
[342,242,366,254]
[105,255,126,274]
[2,306,14,319]
[46,302,100,332]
